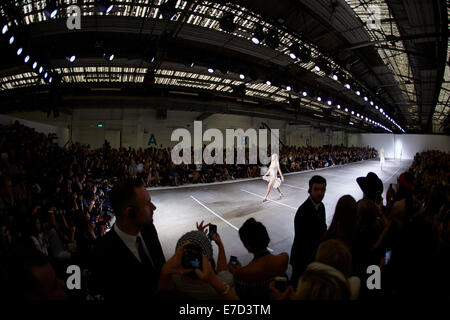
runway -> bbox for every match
[149,159,412,272]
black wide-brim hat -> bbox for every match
[356,172,383,201]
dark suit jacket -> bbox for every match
[290,197,327,283]
[89,222,166,301]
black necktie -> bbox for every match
[136,236,154,269]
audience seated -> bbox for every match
[0,121,448,301]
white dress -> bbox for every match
[263,162,281,189]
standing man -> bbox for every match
[290,175,327,287]
[89,178,166,300]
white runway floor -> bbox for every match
[149,159,412,274]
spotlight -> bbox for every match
[344,108,348,112]
[207,67,214,73]
[380,108,384,113]
[2,24,8,34]
[24,55,30,63]
[97,0,114,14]
[332,74,338,81]
[103,53,114,61]
[314,65,321,72]
[375,105,379,110]
[317,96,322,102]
[315,58,331,75]
[266,80,271,86]
[265,29,279,49]
[39,66,43,73]
[364,96,368,101]
[289,44,299,59]
[219,13,236,33]
[16,47,23,55]
[44,72,48,78]
[32,62,37,69]
[67,55,76,63]
[302,91,308,97]
[9,36,14,45]
[286,85,291,92]
[44,0,59,19]
[159,0,177,20]
[239,74,245,80]
[49,77,53,83]
[351,111,354,115]
[251,25,265,45]
[357,113,360,117]
[356,90,361,96]
[345,83,351,89]
[327,99,332,106]
[189,62,195,68]
[370,101,374,106]
[337,104,341,109]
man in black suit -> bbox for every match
[290,175,327,287]
[89,178,166,300]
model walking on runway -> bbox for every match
[380,147,385,171]
[262,154,285,202]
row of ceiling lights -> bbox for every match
[1,22,54,83]
[217,10,405,133]
[2,1,405,133]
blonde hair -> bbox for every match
[315,239,352,277]
[295,262,350,300]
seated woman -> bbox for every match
[230,218,288,300]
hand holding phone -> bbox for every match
[229,255,238,266]
[208,224,217,239]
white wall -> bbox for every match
[8,108,349,149]
[348,133,450,159]
[0,114,70,147]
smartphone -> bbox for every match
[274,276,288,292]
[385,248,392,264]
[182,244,203,270]
[208,224,217,239]
[230,255,238,266]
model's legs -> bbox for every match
[263,182,273,202]
[277,187,284,199]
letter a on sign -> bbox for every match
[148,134,157,146]
[366,265,381,290]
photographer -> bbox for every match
[164,224,235,300]
[158,241,239,300]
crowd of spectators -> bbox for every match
[0,121,447,301]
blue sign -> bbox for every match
[148,134,157,146]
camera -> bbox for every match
[208,224,217,239]
[274,276,288,292]
[229,255,238,266]
[182,244,203,270]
